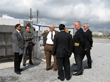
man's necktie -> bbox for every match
[19,32,22,38]
[19,32,21,36]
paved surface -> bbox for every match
[0,39,110,82]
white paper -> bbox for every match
[19,49,23,55]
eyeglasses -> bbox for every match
[49,27,53,29]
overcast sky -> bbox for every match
[0,0,110,32]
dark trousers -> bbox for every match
[57,56,71,80]
[82,49,92,67]
[23,44,33,64]
[14,53,23,72]
[74,54,83,74]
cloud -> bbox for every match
[0,0,110,32]
[2,14,15,19]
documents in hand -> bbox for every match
[19,49,23,55]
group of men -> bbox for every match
[44,21,93,81]
[12,21,93,81]
[12,24,35,74]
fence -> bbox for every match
[33,24,74,60]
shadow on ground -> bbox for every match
[0,57,14,63]
[22,58,42,71]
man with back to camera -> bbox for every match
[71,21,85,76]
[12,24,25,74]
[23,25,35,66]
[53,24,72,81]
[82,23,93,69]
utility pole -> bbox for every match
[29,8,33,20]
[36,10,39,24]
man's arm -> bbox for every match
[28,33,34,40]
[69,35,72,57]
[12,32,23,49]
[53,34,57,56]
[70,36,74,53]
[78,32,85,48]
[23,32,34,41]
[87,31,93,47]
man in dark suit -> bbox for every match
[82,23,93,69]
[44,25,58,71]
[53,24,72,81]
[71,21,85,76]
[12,24,25,74]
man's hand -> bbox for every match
[84,48,87,50]
[27,37,28,38]
[22,45,25,50]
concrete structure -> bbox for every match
[0,25,35,57]
[0,16,33,26]
[92,31,110,37]
[0,15,34,57]
[92,31,103,37]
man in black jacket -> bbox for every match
[71,21,85,76]
[82,23,93,69]
[53,24,72,81]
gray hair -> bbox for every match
[85,23,89,28]
[76,21,81,26]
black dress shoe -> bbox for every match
[54,69,58,71]
[58,77,64,81]
[74,70,77,72]
[73,63,77,66]
[66,77,71,80]
[19,69,23,71]
[84,66,91,69]
[29,62,34,65]
[15,71,21,75]
[23,64,26,66]
[73,72,83,76]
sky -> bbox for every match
[0,0,110,32]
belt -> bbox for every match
[46,44,53,46]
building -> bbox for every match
[0,15,33,26]
[92,31,110,37]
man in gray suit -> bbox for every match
[23,25,35,66]
[12,24,25,74]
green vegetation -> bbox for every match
[93,37,109,39]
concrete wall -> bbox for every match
[0,25,35,57]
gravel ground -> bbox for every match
[0,39,110,82]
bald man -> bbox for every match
[44,25,58,71]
